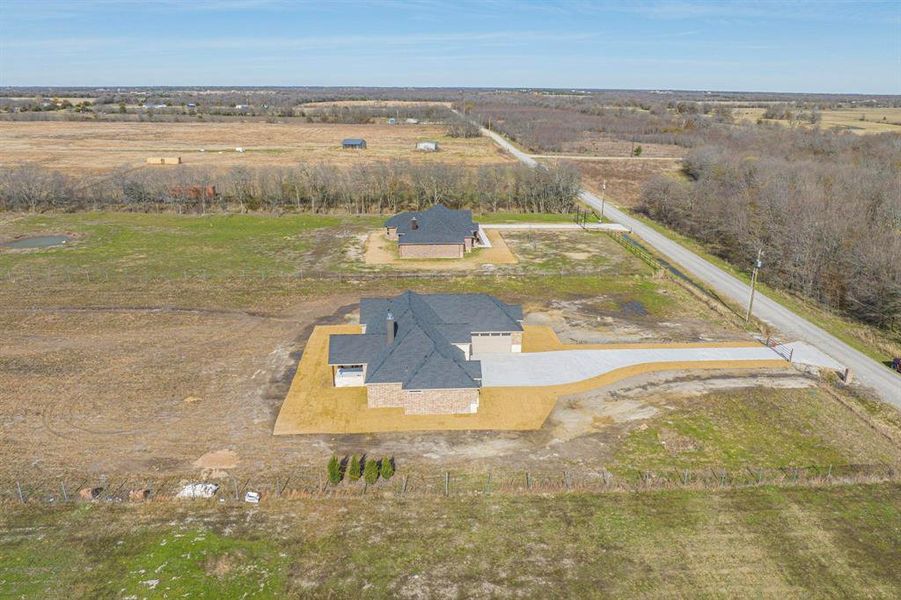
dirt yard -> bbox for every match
[1,213,897,489]
[361,229,517,269]
[0,121,511,174]
[273,323,787,435]
[2,282,896,486]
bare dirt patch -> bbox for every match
[361,229,517,269]
[194,449,238,470]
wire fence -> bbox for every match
[3,463,896,506]
[0,265,636,287]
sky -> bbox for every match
[1,0,899,94]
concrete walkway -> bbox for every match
[477,346,789,387]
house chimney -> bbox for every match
[410,217,418,230]
[386,310,395,344]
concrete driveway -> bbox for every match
[480,125,901,406]
[476,346,786,387]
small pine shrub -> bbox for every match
[380,457,395,480]
[363,458,380,485]
[327,455,342,485]
[348,454,362,482]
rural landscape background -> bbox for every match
[1,0,899,598]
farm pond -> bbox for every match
[1,235,73,249]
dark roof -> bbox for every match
[384,204,478,246]
[328,291,523,390]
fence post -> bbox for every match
[486,471,491,494]
[402,475,408,496]
[16,481,25,504]
[526,472,531,491]
[444,472,449,497]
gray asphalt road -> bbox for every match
[482,127,901,407]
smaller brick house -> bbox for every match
[328,291,523,415]
[385,204,480,259]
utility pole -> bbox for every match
[745,249,763,322]
[601,180,607,219]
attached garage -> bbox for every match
[471,332,512,354]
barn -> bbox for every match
[342,138,367,149]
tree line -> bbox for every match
[0,161,582,215]
[639,129,900,330]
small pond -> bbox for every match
[1,235,73,249]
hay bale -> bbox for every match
[78,486,103,501]
[129,488,151,502]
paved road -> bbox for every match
[530,154,682,161]
[483,128,901,406]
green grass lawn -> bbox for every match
[2,484,899,598]
[610,386,901,475]
[0,212,355,280]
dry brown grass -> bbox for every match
[559,133,687,158]
[0,121,512,174]
[734,106,901,134]
[561,157,684,207]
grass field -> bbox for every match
[6,211,878,482]
[2,208,900,596]
[0,212,355,280]
[2,483,899,597]
[0,121,511,174]
[609,385,901,473]
[734,106,901,134]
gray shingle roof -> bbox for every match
[328,291,522,390]
[384,204,478,246]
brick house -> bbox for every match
[328,291,523,415]
[385,204,481,259]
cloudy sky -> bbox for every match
[1,0,898,93]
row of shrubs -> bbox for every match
[328,454,395,485]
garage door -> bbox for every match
[471,333,512,354]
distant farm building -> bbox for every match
[342,138,367,149]
[146,156,182,165]
[387,118,398,125]
[416,141,440,152]
[405,118,420,124]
